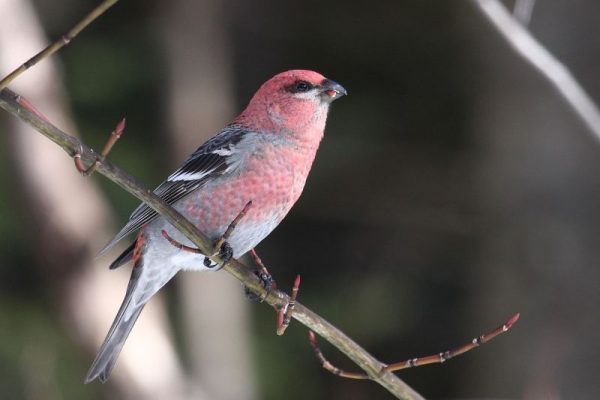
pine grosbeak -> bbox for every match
[85,70,346,382]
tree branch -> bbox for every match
[0,87,424,400]
[0,0,120,91]
[473,0,600,144]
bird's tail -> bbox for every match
[85,268,144,383]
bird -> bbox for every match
[85,69,346,383]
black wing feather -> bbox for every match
[98,125,248,257]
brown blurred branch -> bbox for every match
[0,0,119,91]
[0,88,424,400]
[474,0,600,143]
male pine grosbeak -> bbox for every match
[85,70,346,383]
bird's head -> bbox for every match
[235,70,346,136]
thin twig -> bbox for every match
[0,88,424,400]
[74,117,125,176]
[384,313,520,372]
[276,274,301,336]
[308,313,520,379]
[474,0,600,144]
[0,0,120,91]
[308,330,370,379]
[100,117,126,158]
[73,150,98,176]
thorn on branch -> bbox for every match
[308,313,520,379]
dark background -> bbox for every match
[1,0,599,399]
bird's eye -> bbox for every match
[294,81,312,92]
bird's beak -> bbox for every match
[320,79,347,102]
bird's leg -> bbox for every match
[250,248,277,289]
[307,313,520,379]
[161,230,203,253]
[212,200,253,255]
[244,248,277,302]
[245,249,299,335]
[204,201,252,270]
[161,202,251,270]
[276,274,301,336]
[74,118,126,176]
[209,241,233,271]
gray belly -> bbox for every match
[143,213,282,272]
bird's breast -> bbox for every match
[176,141,317,241]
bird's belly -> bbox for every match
[154,176,296,271]
[149,215,280,272]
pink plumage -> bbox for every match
[86,70,346,383]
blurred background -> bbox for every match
[1,0,599,398]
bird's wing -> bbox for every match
[98,124,252,256]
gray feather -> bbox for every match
[85,267,143,383]
[97,125,249,256]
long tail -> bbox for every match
[85,268,144,383]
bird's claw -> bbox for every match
[204,240,233,270]
[245,267,275,302]
[218,241,233,264]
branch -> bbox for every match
[473,0,600,144]
[0,87,424,400]
[308,313,520,379]
[0,0,120,91]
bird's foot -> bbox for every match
[243,248,300,335]
[204,201,253,269]
[203,240,233,270]
[219,241,233,263]
[244,266,275,302]
[244,248,277,302]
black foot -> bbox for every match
[219,241,233,264]
[245,268,274,302]
[203,257,217,268]
[204,241,233,270]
